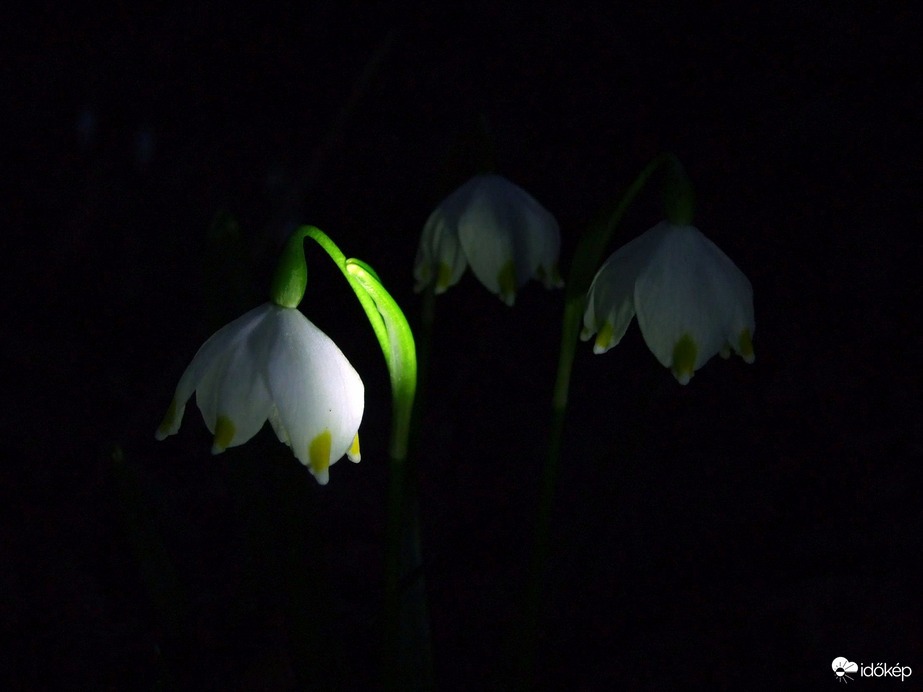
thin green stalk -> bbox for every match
[275,226,431,689]
[513,154,676,689]
[346,259,432,691]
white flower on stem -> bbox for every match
[413,173,562,305]
[156,303,364,485]
[581,221,755,384]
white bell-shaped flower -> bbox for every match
[581,221,755,384]
[413,173,562,305]
[156,302,364,485]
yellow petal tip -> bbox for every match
[738,328,755,363]
[155,399,181,440]
[212,415,236,454]
[309,430,332,483]
[671,333,697,385]
[347,433,361,463]
[593,322,615,354]
[436,262,453,292]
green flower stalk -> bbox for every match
[270,227,419,457]
[348,259,432,690]
[346,258,416,459]
[272,229,430,689]
[513,153,688,688]
[157,224,428,686]
[156,226,431,686]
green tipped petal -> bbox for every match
[738,327,755,363]
[671,333,698,385]
[347,433,361,463]
[155,399,183,440]
[498,258,517,306]
[436,262,453,292]
[157,302,364,485]
[585,222,754,383]
[420,174,561,303]
[211,416,236,454]
[309,429,332,485]
[594,321,615,354]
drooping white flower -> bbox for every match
[156,302,364,485]
[413,173,563,305]
[581,221,754,384]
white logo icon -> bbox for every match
[832,657,858,683]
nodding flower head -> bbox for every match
[156,302,364,485]
[414,173,563,306]
[582,221,754,384]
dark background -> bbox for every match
[3,3,920,689]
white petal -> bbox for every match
[634,224,749,372]
[423,174,560,303]
[268,404,290,447]
[259,307,364,477]
[512,187,561,287]
[583,224,665,352]
[194,347,233,435]
[454,176,517,298]
[161,304,270,437]
[414,207,467,294]
[694,231,755,358]
[207,336,274,451]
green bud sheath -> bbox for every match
[271,229,309,308]
[663,156,696,226]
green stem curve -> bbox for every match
[514,153,680,688]
[275,225,428,689]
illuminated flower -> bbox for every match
[156,303,364,484]
[413,173,562,305]
[581,221,754,384]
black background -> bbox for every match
[3,3,920,689]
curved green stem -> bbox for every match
[346,260,431,691]
[514,153,679,688]
[273,226,429,688]
[275,226,389,350]
[282,223,417,473]
[346,258,417,459]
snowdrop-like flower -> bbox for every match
[413,173,562,305]
[581,221,754,384]
[156,303,364,485]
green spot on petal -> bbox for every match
[212,416,236,453]
[309,429,332,479]
[156,399,179,440]
[594,322,615,354]
[348,433,361,463]
[671,333,697,385]
[738,328,755,363]
[436,262,453,291]
[497,259,516,305]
